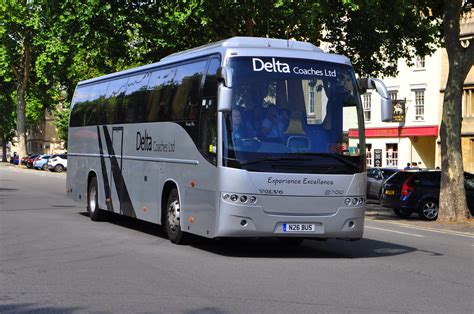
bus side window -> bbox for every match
[147,68,173,122]
[70,86,91,127]
[104,78,127,124]
[171,61,207,121]
[199,58,220,164]
[84,82,108,126]
[122,72,151,123]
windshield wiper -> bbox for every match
[291,153,360,169]
[240,156,310,166]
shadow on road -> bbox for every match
[79,211,168,239]
[80,212,418,259]
[191,237,417,259]
[0,303,82,314]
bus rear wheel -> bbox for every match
[165,188,189,244]
[87,177,105,221]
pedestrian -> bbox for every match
[411,162,419,169]
[404,162,411,170]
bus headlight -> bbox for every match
[222,193,258,205]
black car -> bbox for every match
[367,167,400,201]
[380,170,474,220]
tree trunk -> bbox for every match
[14,38,31,160]
[439,70,469,221]
[16,83,27,159]
[1,139,7,162]
[438,0,473,221]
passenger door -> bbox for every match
[109,127,124,214]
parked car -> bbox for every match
[48,154,67,172]
[20,154,31,166]
[33,154,51,170]
[11,155,19,165]
[380,170,474,220]
[367,167,400,201]
[25,154,39,168]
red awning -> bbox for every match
[349,126,439,138]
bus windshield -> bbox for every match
[223,57,365,174]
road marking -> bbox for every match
[367,219,474,239]
[365,226,425,237]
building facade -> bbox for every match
[358,8,473,172]
[359,50,442,170]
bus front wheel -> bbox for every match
[165,188,189,244]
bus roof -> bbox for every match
[78,37,348,87]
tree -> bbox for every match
[0,85,15,162]
[438,0,473,221]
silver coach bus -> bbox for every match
[67,37,392,244]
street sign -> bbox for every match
[392,99,406,122]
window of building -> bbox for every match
[414,90,425,121]
[366,143,372,167]
[386,143,398,166]
[389,91,398,100]
[415,56,425,69]
[463,88,473,118]
[363,93,371,122]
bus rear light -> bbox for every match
[230,194,238,202]
[249,196,257,204]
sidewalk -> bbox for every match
[366,201,474,234]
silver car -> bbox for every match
[367,167,399,201]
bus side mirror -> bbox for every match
[357,77,393,122]
[217,66,233,112]
[217,66,233,88]
[218,84,232,112]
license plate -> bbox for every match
[384,189,395,195]
[283,223,315,232]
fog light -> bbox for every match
[249,196,257,204]
[230,194,238,202]
[240,195,248,203]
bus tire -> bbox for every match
[165,188,189,244]
[87,177,105,221]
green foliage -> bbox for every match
[0,0,452,152]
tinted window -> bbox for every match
[146,67,176,122]
[171,61,207,121]
[105,78,128,124]
[465,172,474,190]
[385,171,413,184]
[381,169,397,178]
[417,172,440,186]
[70,86,92,127]
[84,82,108,125]
[199,58,220,165]
[122,72,151,123]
